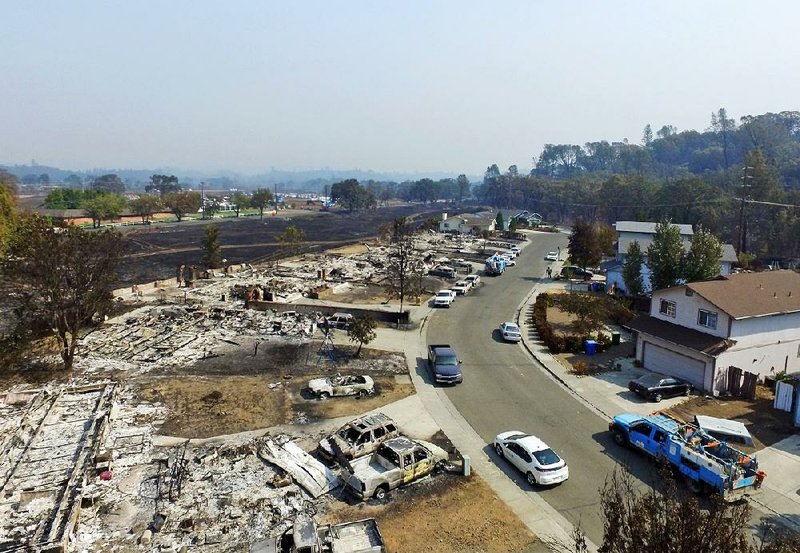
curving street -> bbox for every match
[426,231,652,544]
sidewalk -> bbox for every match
[515,274,800,534]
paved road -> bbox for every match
[426,232,653,544]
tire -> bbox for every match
[318,392,330,400]
[653,393,663,402]
[526,472,537,486]
[373,485,389,500]
[613,430,628,447]
[357,389,368,398]
[495,443,504,458]
[683,387,691,396]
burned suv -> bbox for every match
[318,413,400,462]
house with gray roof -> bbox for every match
[628,270,800,394]
[606,220,736,294]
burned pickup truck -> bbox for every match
[342,436,449,500]
[251,517,385,553]
[318,413,400,463]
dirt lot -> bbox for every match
[664,386,797,451]
[325,472,539,553]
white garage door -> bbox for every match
[642,342,705,388]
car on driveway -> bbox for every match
[499,322,522,342]
[557,266,593,280]
[628,373,693,402]
[308,373,375,399]
[545,251,558,262]
[494,431,569,486]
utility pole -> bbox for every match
[201,181,206,219]
[736,167,753,257]
[274,182,278,211]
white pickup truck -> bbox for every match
[434,289,456,307]
[343,436,449,500]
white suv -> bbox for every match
[434,289,456,307]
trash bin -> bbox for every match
[584,340,597,356]
[611,332,621,346]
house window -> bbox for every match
[659,299,676,318]
[697,309,717,329]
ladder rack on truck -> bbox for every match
[609,412,766,500]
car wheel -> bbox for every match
[526,472,537,486]
[373,485,389,500]
[653,393,663,402]
[357,389,368,398]
[613,430,628,447]
[683,387,691,396]
[319,392,330,400]
[495,443,504,458]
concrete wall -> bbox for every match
[717,339,800,381]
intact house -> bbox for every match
[627,270,800,395]
[438,212,496,235]
[604,221,737,294]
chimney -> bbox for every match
[442,213,447,220]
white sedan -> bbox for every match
[494,431,569,486]
[499,322,522,342]
[501,256,517,267]
[545,251,558,261]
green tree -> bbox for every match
[3,215,127,370]
[495,211,505,231]
[201,223,222,268]
[347,314,377,357]
[456,174,470,202]
[683,226,723,283]
[553,293,607,336]
[129,195,162,224]
[83,193,127,228]
[0,170,18,256]
[331,179,363,212]
[621,241,645,297]
[90,173,125,194]
[250,188,274,220]
[146,174,180,196]
[231,191,250,217]
[203,196,221,219]
[277,225,306,257]
[164,191,202,222]
[509,217,518,233]
[646,220,685,290]
[568,219,603,270]
[43,188,84,209]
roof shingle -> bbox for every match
[686,270,800,319]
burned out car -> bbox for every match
[308,373,375,399]
[318,412,400,461]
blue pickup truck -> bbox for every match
[609,413,765,500]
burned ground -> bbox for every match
[117,205,443,285]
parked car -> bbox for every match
[452,281,470,295]
[452,258,473,269]
[501,257,516,267]
[427,344,463,384]
[434,289,456,307]
[428,265,457,278]
[326,312,354,330]
[308,373,375,399]
[499,322,522,342]
[628,373,693,402]
[464,274,481,288]
[318,412,400,461]
[510,245,521,255]
[545,251,558,262]
[557,266,593,280]
[494,431,569,486]
[503,249,518,258]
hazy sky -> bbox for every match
[3,1,799,175]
